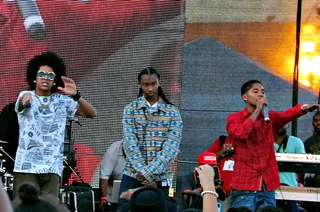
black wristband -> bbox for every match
[72,90,81,101]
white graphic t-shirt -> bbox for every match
[14,91,79,177]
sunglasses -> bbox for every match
[37,70,56,80]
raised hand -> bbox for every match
[57,76,77,96]
[195,164,215,191]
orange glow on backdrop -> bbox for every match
[301,42,316,53]
[298,55,320,89]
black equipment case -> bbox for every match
[61,183,95,212]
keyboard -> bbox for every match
[276,153,320,174]
[275,186,320,202]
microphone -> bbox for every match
[263,104,270,123]
[22,100,31,108]
[16,0,46,40]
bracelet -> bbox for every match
[72,90,82,101]
[100,197,107,201]
[201,190,219,198]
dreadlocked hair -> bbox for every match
[26,51,66,93]
[137,67,174,105]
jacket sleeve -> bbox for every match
[122,105,147,173]
[270,104,304,133]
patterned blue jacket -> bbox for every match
[122,95,183,182]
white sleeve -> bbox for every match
[99,144,118,180]
[64,96,79,120]
[15,91,32,114]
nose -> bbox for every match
[258,92,265,97]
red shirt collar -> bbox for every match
[240,107,251,118]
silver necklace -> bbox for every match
[34,94,52,110]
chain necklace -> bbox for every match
[34,94,52,110]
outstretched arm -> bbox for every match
[271,104,319,132]
[196,165,218,212]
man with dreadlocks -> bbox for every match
[117,67,183,212]
[13,51,96,198]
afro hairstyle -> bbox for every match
[26,51,66,93]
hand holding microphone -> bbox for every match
[19,93,32,109]
[256,96,269,123]
[260,97,270,123]
[23,100,31,108]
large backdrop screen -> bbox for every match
[0,1,185,188]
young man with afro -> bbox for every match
[13,51,96,198]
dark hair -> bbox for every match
[13,183,67,212]
[313,111,320,120]
[17,183,40,205]
[137,67,174,105]
[241,80,263,95]
[26,51,66,93]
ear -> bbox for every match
[242,94,247,101]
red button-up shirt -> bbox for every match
[226,104,304,191]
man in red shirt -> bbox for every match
[226,79,319,211]
[207,135,234,196]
